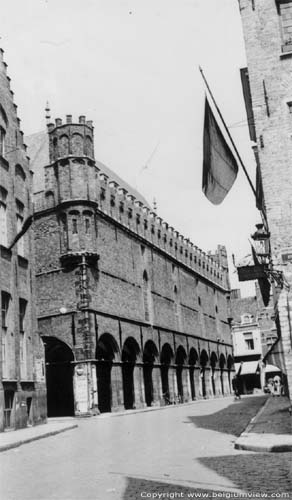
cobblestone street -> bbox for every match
[0,396,291,500]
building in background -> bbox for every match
[27,115,234,417]
[0,49,46,431]
[231,286,279,394]
[238,0,292,400]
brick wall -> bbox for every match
[239,0,292,399]
[0,49,46,431]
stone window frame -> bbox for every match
[1,291,10,328]
[19,298,27,334]
[0,126,6,157]
[16,199,25,257]
[0,186,8,247]
[276,0,292,53]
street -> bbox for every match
[0,395,291,500]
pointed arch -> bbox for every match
[122,337,141,410]
[160,343,174,403]
[96,333,119,413]
[143,339,158,406]
[189,347,199,400]
[42,336,74,417]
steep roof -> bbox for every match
[25,130,151,209]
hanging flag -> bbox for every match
[202,98,239,204]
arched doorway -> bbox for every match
[189,348,198,400]
[96,333,119,413]
[219,354,226,395]
[43,336,74,417]
[160,343,174,402]
[210,352,218,396]
[176,345,187,402]
[122,337,140,410]
[200,349,209,397]
[143,340,158,406]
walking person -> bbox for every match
[232,374,241,400]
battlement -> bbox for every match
[47,115,94,163]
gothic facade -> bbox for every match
[29,115,234,417]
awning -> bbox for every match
[265,364,281,374]
[235,361,259,375]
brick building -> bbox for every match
[238,0,292,400]
[0,49,46,431]
[27,115,234,416]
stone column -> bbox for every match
[133,363,146,408]
[193,367,200,399]
[204,367,213,398]
[152,365,162,406]
[111,363,124,411]
[91,363,99,412]
[168,366,177,402]
[214,369,222,396]
[182,367,191,402]
[223,370,230,395]
[74,362,90,415]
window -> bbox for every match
[0,127,5,156]
[245,338,254,350]
[278,1,292,52]
[16,214,24,256]
[0,187,8,247]
[2,328,8,378]
[142,271,151,322]
[19,299,27,332]
[85,218,90,234]
[1,292,10,328]
[72,218,78,234]
[244,332,254,350]
[59,213,68,248]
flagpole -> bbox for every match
[199,66,257,199]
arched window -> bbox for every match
[0,186,8,247]
[45,191,55,208]
[0,127,6,157]
[142,270,151,322]
[59,212,68,250]
[71,133,83,156]
[83,210,93,235]
[59,134,69,157]
[15,164,26,181]
[85,135,93,157]
[68,210,80,251]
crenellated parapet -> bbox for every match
[33,116,229,290]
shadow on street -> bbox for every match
[122,454,292,500]
[185,395,267,436]
[198,453,292,494]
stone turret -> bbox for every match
[47,114,94,163]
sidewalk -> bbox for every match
[235,395,292,452]
[0,419,78,453]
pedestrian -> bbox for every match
[273,375,281,396]
[267,378,274,394]
[232,375,241,400]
